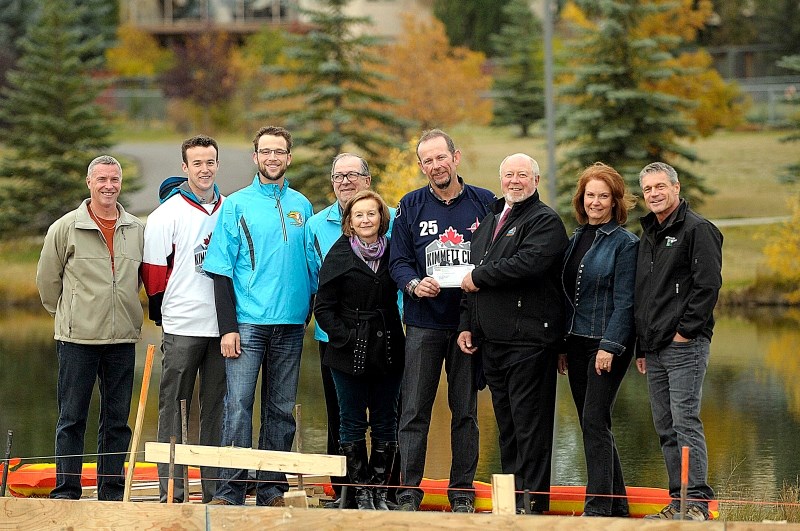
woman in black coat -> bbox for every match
[314,190,404,511]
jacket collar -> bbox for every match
[325,201,343,223]
[574,219,620,237]
[75,199,135,230]
[490,189,540,215]
[641,199,687,234]
[251,174,289,199]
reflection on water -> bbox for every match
[2,309,799,499]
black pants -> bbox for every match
[565,335,632,516]
[319,341,348,496]
[482,342,557,512]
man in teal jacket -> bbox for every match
[204,125,313,507]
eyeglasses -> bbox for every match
[331,171,366,183]
[257,148,289,157]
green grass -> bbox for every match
[718,478,800,523]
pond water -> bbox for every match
[1,308,799,501]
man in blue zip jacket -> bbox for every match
[634,162,722,521]
[389,129,495,513]
[203,125,313,507]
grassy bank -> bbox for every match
[2,126,797,307]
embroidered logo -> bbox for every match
[467,217,480,233]
[287,211,304,226]
[665,236,677,247]
[194,232,212,276]
[505,226,517,237]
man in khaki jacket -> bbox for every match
[36,155,145,501]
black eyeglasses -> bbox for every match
[331,171,366,183]
[257,148,289,157]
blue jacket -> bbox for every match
[389,178,495,330]
[562,220,639,355]
[306,200,396,341]
[204,175,314,325]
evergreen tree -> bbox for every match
[433,0,511,56]
[777,55,800,184]
[557,0,709,220]
[74,0,119,65]
[490,0,544,137]
[0,0,39,91]
[259,0,410,208]
[0,0,113,236]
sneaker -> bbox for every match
[644,504,678,520]
[678,505,709,521]
[396,495,417,511]
[207,498,233,505]
[265,496,285,507]
[451,497,474,513]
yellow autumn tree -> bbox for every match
[763,196,800,302]
[562,0,745,137]
[639,0,747,135]
[375,136,427,207]
[106,24,174,77]
[377,14,493,129]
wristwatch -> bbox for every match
[405,278,421,299]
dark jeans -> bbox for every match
[398,326,478,504]
[646,338,714,514]
[330,367,401,443]
[157,333,226,503]
[319,341,347,496]
[51,341,134,501]
[482,342,557,512]
[565,335,632,516]
[213,323,304,506]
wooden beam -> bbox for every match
[144,442,346,477]
[491,474,515,515]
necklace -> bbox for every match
[89,207,118,230]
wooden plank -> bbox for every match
[0,497,206,530]
[144,442,346,477]
[491,474,516,515]
[284,489,309,509]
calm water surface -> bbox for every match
[1,309,798,500]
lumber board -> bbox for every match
[144,442,346,477]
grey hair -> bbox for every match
[87,155,122,179]
[639,162,677,188]
[331,152,370,177]
[416,129,457,159]
[499,153,540,177]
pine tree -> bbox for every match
[490,0,545,137]
[0,0,112,235]
[433,0,511,56]
[557,0,709,220]
[259,0,410,208]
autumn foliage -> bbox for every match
[376,14,493,129]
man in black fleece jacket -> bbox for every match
[457,153,568,514]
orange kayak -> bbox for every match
[0,459,200,497]
[416,478,719,518]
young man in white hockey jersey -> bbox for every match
[142,135,226,503]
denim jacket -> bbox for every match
[562,220,639,355]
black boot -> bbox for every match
[369,440,397,511]
[340,440,374,510]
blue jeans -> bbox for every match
[51,341,134,501]
[646,338,714,514]
[398,326,478,504]
[213,324,304,505]
[330,368,401,443]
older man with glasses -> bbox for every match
[203,125,314,507]
[305,153,397,508]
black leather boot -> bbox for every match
[340,440,374,510]
[368,440,397,511]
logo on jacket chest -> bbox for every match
[424,226,471,275]
[195,232,212,277]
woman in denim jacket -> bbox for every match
[558,163,638,517]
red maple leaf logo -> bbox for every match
[438,226,464,245]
